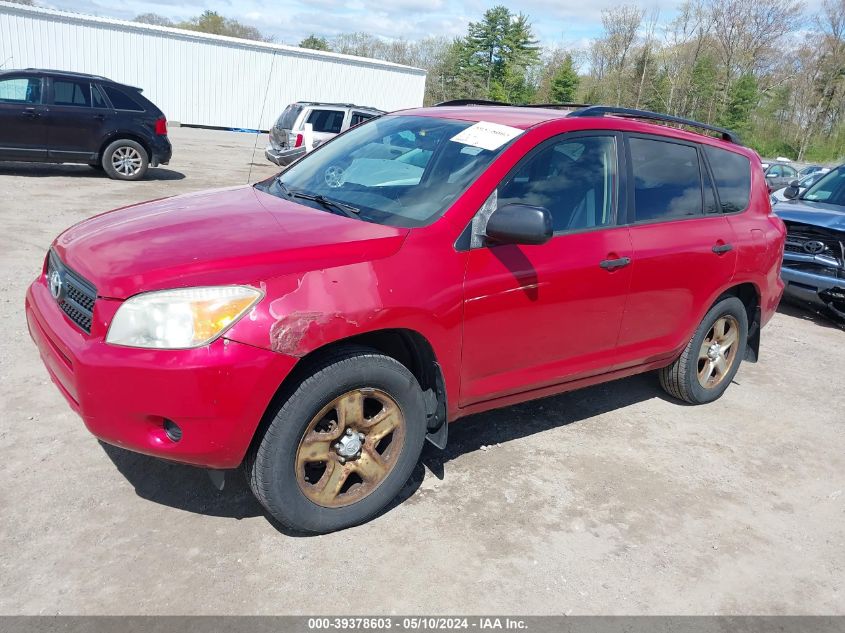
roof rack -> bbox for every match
[434,99,511,107]
[434,99,589,110]
[568,106,740,144]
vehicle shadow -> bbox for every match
[777,299,844,331]
[0,163,185,180]
[98,372,667,535]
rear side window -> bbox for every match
[0,77,41,104]
[102,86,145,111]
[91,85,108,109]
[630,137,702,221]
[306,109,344,134]
[703,146,751,213]
[53,80,91,107]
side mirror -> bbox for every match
[783,181,801,200]
[485,204,553,246]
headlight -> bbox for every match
[106,286,262,349]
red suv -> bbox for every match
[26,103,786,533]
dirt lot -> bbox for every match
[0,127,843,615]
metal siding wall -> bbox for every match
[0,2,426,129]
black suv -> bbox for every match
[0,69,172,180]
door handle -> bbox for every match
[599,256,631,270]
[21,108,39,118]
[93,113,106,120]
[712,243,733,254]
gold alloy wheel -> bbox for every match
[295,389,406,508]
[697,315,740,389]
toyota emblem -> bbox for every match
[49,269,64,300]
[803,240,826,255]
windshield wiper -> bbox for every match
[273,178,359,218]
[292,191,360,218]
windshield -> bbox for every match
[256,115,514,227]
[802,166,845,206]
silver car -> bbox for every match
[265,101,383,167]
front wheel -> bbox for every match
[102,139,149,181]
[659,296,748,404]
[246,347,427,533]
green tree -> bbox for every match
[719,73,758,133]
[549,54,579,102]
[462,6,540,101]
[299,34,330,51]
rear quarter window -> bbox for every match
[703,146,751,213]
[102,86,145,112]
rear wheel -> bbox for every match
[247,347,427,533]
[659,297,748,404]
[101,139,148,181]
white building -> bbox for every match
[0,1,427,130]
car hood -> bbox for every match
[774,199,845,231]
[53,185,409,299]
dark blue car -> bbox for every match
[774,165,845,319]
[0,68,171,180]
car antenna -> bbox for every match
[247,52,278,184]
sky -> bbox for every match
[37,0,678,49]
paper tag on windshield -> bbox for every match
[450,121,523,151]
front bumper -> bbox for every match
[25,274,297,469]
[265,144,305,167]
[781,260,845,315]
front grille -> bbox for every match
[47,250,97,333]
[783,223,845,269]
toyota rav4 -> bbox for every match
[26,103,786,533]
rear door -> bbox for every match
[46,78,111,162]
[613,134,737,368]
[303,107,346,148]
[0,74,48,160]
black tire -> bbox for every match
[659,297,748,404]
[246,346,427,533]
[101,139,149,181]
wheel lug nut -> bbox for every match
[334,442,341,450]
[338,456,346,464]
[358,433,366,441]
[346,428,353,436]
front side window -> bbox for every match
[498,136,617,233]
[53,80,92,107]
[0,77,41,104]
[783,165,798,178]
[802,166,845,206]
[257,115,513,227]
[306,109,344,134]
[703,146,751,213]
[630,137,702,221]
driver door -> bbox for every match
[460,132,633,406]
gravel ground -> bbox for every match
[0,127,843,615]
